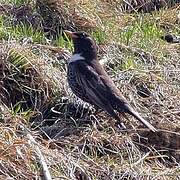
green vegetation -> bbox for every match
[0,16,46,43]
[54,31,74,50]
[0,0,179,179]
[2,0,33,6]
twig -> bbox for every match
[21,125,52,180]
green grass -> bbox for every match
[0,0,180,179]
[0,15,46,43]
[8,48,30,70]
[53,31,74,50]
[91,29,107,44]
[9,101,33,126]
[0,15,10,40]
[122,56,136,70]
[11,23,46,43]
[119,17,163,48]
[2,0,33,6]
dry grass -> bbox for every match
[0,0,180,179]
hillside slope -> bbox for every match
[0,0,179,179]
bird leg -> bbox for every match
[93,107,103,115]
[101,106,126,130]
[115,121,127,130]
[113,111,128,130]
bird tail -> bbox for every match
[126,106,157,132]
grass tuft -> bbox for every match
[0,0,179,179]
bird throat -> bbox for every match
[69,53,85,63]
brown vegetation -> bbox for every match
[0,0,180,179]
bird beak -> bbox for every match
[64,30,78,39]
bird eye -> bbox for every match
[80,32,87,38]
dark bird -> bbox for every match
[64,30,157,132]
[161,34,180,43]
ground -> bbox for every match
[0,0,180,179]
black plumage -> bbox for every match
[65,30,157,132]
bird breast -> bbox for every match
[67,63,90,103]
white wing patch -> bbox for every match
[69,53,85,62]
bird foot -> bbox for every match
[116,122,127,131]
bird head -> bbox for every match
[64,30,98,61]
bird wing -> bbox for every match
[76,61,121,121]
[74,61,156,132]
